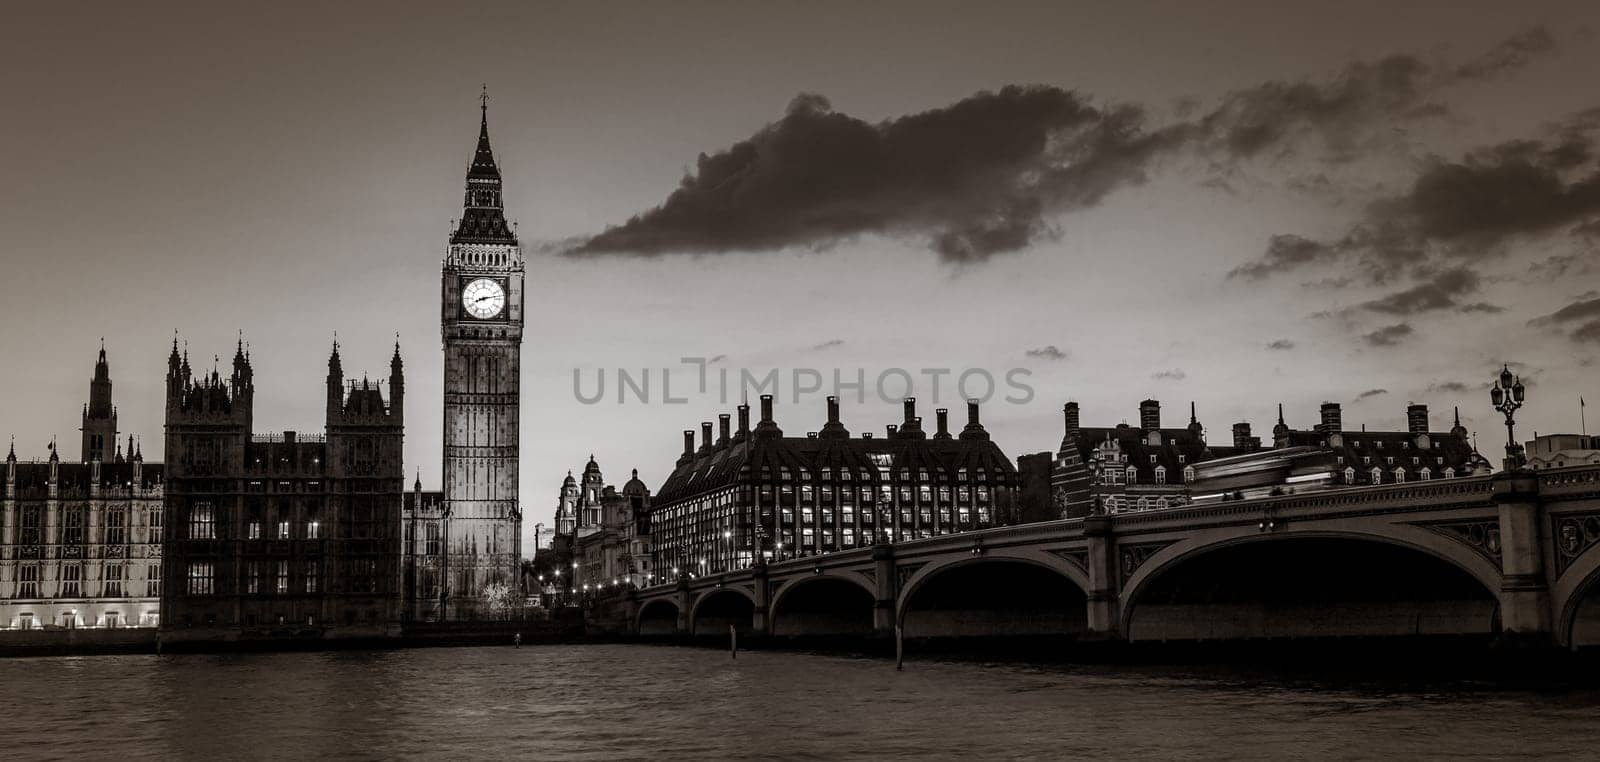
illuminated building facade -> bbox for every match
[0,347,162,630]
[650,396,1019,577]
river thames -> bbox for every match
[2,644,1597,760]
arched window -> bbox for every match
[1183,466,1196,482]
[1136,497,1149,511]
[1419,467,1432,480]
[1370,467,1383,484]
[1154,466,1167,484]
[1393,466,1406,483]
[1126,466,1138,484]
[1344,467,1356,484]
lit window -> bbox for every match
[187,562,214,595]
[278,521,290,539]
[276,561,289,594]
[189,502,215,540]
[104,565,124,598]
[307,520,321,540]
[17,565,40,598]
[59,565,82,598]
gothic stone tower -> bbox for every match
[81,343,118,463]
[440,93,524,616]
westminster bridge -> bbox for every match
[628,466,1600,648]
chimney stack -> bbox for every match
[754,394,782,438]
[700,421,714,452]
[1064,402,1080,433]
[934,408,951,439]
[903,397,916,424]
[1232,422,1253,450]
[820,395,849,439]
[960,399,990,440]
[681,430,695,461]
[1139,399,1161,431]
[1407,403,1429,435]
[887,424,898,437]
[899,397,925,438]
[828,396,841,424]
[1319,402,1342,433]
[718,413,731,447]
[736,403,750,441]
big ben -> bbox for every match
[440,91,523,617]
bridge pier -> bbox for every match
[1084,515,1123,641]
[1493,472,1552,645]
[873,544,897,637]
[751,563,771,637]
[674,577,691,635]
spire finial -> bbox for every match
[481,83,489,117]
[1277,403,1285,425]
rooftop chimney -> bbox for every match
[1319,402,1342,433]
[1407,403,1429,435]
[960,399,990,440]
[735,403,750,442]
[1139,399,1161,431]
[754,394,782,439]
[899,398,925,438]
[700,421,714,453]
[887,424,898,437]
[680,430,695,463]
[718,414,731,447]
[819,395,849,439]
[934,408,951,439]
[1232,422,1253,450]
[1064,402,1080,434]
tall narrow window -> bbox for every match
[148,509,164,543]
[59,565,82,597]
[276,561,289,594]
[17,565,40,598]
[304,561,319,594]
[189,502,214,540]
[147,565,161,597]
[278,520,291,540]
[306,519,321,540]
[106,509,127,545]
[104,565,124,597]
[20,506,41,545]
[246,561,260,594]
[62,508,85,545]
[186,562,213,595]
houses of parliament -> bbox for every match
[0,98,526,640]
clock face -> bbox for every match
[462,278,506,319]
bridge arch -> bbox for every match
[688,586,756,637]
[769,572,876,637]
[1553,539,1600,648]
[1119,529,1501,641]
[635,598,680,636]
[895,549,1091,639]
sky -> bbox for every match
[3,1,1599,550]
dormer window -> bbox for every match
[1344,467,1356,483]
[1370,467,1383,483]
[1363,456,1371,465]
[1183,466,1195,482]
[1154,466,1167,484]
[1149,455,1158,464]
[1178,454,1187,464]
[1125,466,1138,484]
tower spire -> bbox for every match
[450,89,516,246]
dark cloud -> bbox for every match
[1266,339,1295,350]
[811,339,845,351]
[1427,381,1472,393]
[570,29,1555,263]
[1200,54,1436,164]
[1456,302,1505,314]
[570,87,1184,262]
[1354,388,1389,401]
[1363,323,1414,347]
[1531,296,1600,326]
[1151,368,1187,380]
[1230,234,1338,280]
[1359,267,1480,314]
[1575,320,1600,343]
[1451,28,1557,81]
[1024,345,1068,361]
[1532,297,1600,344]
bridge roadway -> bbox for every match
[628,466,1600,648]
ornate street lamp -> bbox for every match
[1490,364,1528,470]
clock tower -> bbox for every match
[440,91,524,617]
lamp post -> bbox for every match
[1490,364,1528,470]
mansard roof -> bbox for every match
[654,418,1018,506]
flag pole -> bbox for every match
[1582,397,1588,437]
